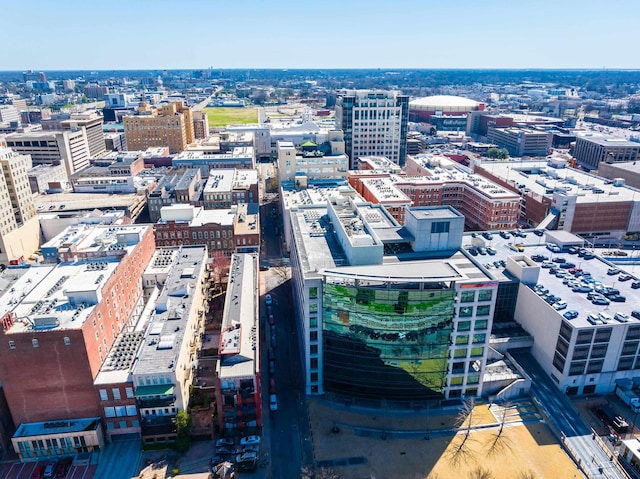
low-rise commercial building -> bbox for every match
[132,246,208,444]
[215,253,262,432]
[573,135,640,170]
[172,147,255,177]
[202,169,259,209]
[154,204,236,257]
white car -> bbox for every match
[553,300,567,311]
[240,435,261,446]
[269,394,278,411]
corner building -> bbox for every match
[289,194,497,401]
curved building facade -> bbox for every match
[322,276,455,400]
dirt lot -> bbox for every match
[308,398,582,479]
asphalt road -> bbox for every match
[260,192,313,478]
[512,351,628,479]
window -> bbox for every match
[474,319,488,330]
[476,305,490,316]
[309,287,318,299]
[586,360,604,374]
[576,329,593,344]
[125,387,134,399]
[455,335,469,345]
[457,321,471,331]
[559,322,573,342]
[472,333,486,344]
[569,361,586,376]
[310,373,318,382]
[470,347,484,357]
[431,221,450,234]
[449,377,463,386]
[104,407,116,418]
[478,290,493,302]
[32,339,39,348]
[310,358,318,369]
[454,349,467,358]
[459,306,473,318]
[112,388,121,400]
[99,389,108,401]
[460,291,475,303]
[126,405,137,416]
[310,344,318,354]
[8,341,15,349]
[618,357,634,371]
[310,331,318,341]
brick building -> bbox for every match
[0,224,154,457]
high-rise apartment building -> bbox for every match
[0,148,36,226]
[335,89,409,168]
[124,101,195,154]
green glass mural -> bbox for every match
[322,282,455,400]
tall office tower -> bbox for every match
[124,101,195,154]
[335,89,409,168]
[61,111,106,157]
[5,129,90,177]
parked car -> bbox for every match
[265,294,273,305]
[619,274,633,282]
[500,231,511,239]
[43,462,58,479]
[486,247,497,255]
[572,285,593,293]
[632,281,640,289]
[268,314,275,326]
[240,435,261,446]
[609,295,626,303]
[568,247,579,254]
[236,451,258,463]
[552,257,566,263]
[482,232,493,240]
[553,301,568,311]
[31,466,45,479]
[563,310,579,320]
[592,297,611,306]
[607,268,620,276]
[531,254,548,262]
[583,252,596,260]
[633,311,640,320]
[54,458,72,478]
[216,437,234,447]
[468,247,479,256]
[533,229,545,237]
[478,247,487,255]
[615,312,630,322]
[269,360,275,375]
[269,378,276,394]
[216,446,236,456]
[270,394,278,411]
[559,262,576,269]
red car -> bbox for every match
[268,314,275,326]
[269,378,276,394]
[31,466,45,479]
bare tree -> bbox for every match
[272,265,290,281]
[485,401,514,457]
[299,466,342,479]
[468,466,493,479]
[517,470,537,479]
[446,398,478,468]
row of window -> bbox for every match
[9,337,71,349]
[104,405,137,417]
[459,290,493,303]
[458,305,491,317]
[99,387,134,401]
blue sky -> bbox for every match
[1,0,637,70]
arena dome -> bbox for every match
[409,95,479,113]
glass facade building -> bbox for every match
[322,276,455,400]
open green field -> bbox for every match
[202,107,258,127]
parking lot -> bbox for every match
[0,460,97,479]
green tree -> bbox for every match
[486,148,509,159]
[174,409,192,452]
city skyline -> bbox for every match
[1,0,637,70]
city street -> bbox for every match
[259,177,314,478]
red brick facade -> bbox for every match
[0,227,155,426]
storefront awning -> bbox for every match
[134,385,174,397]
